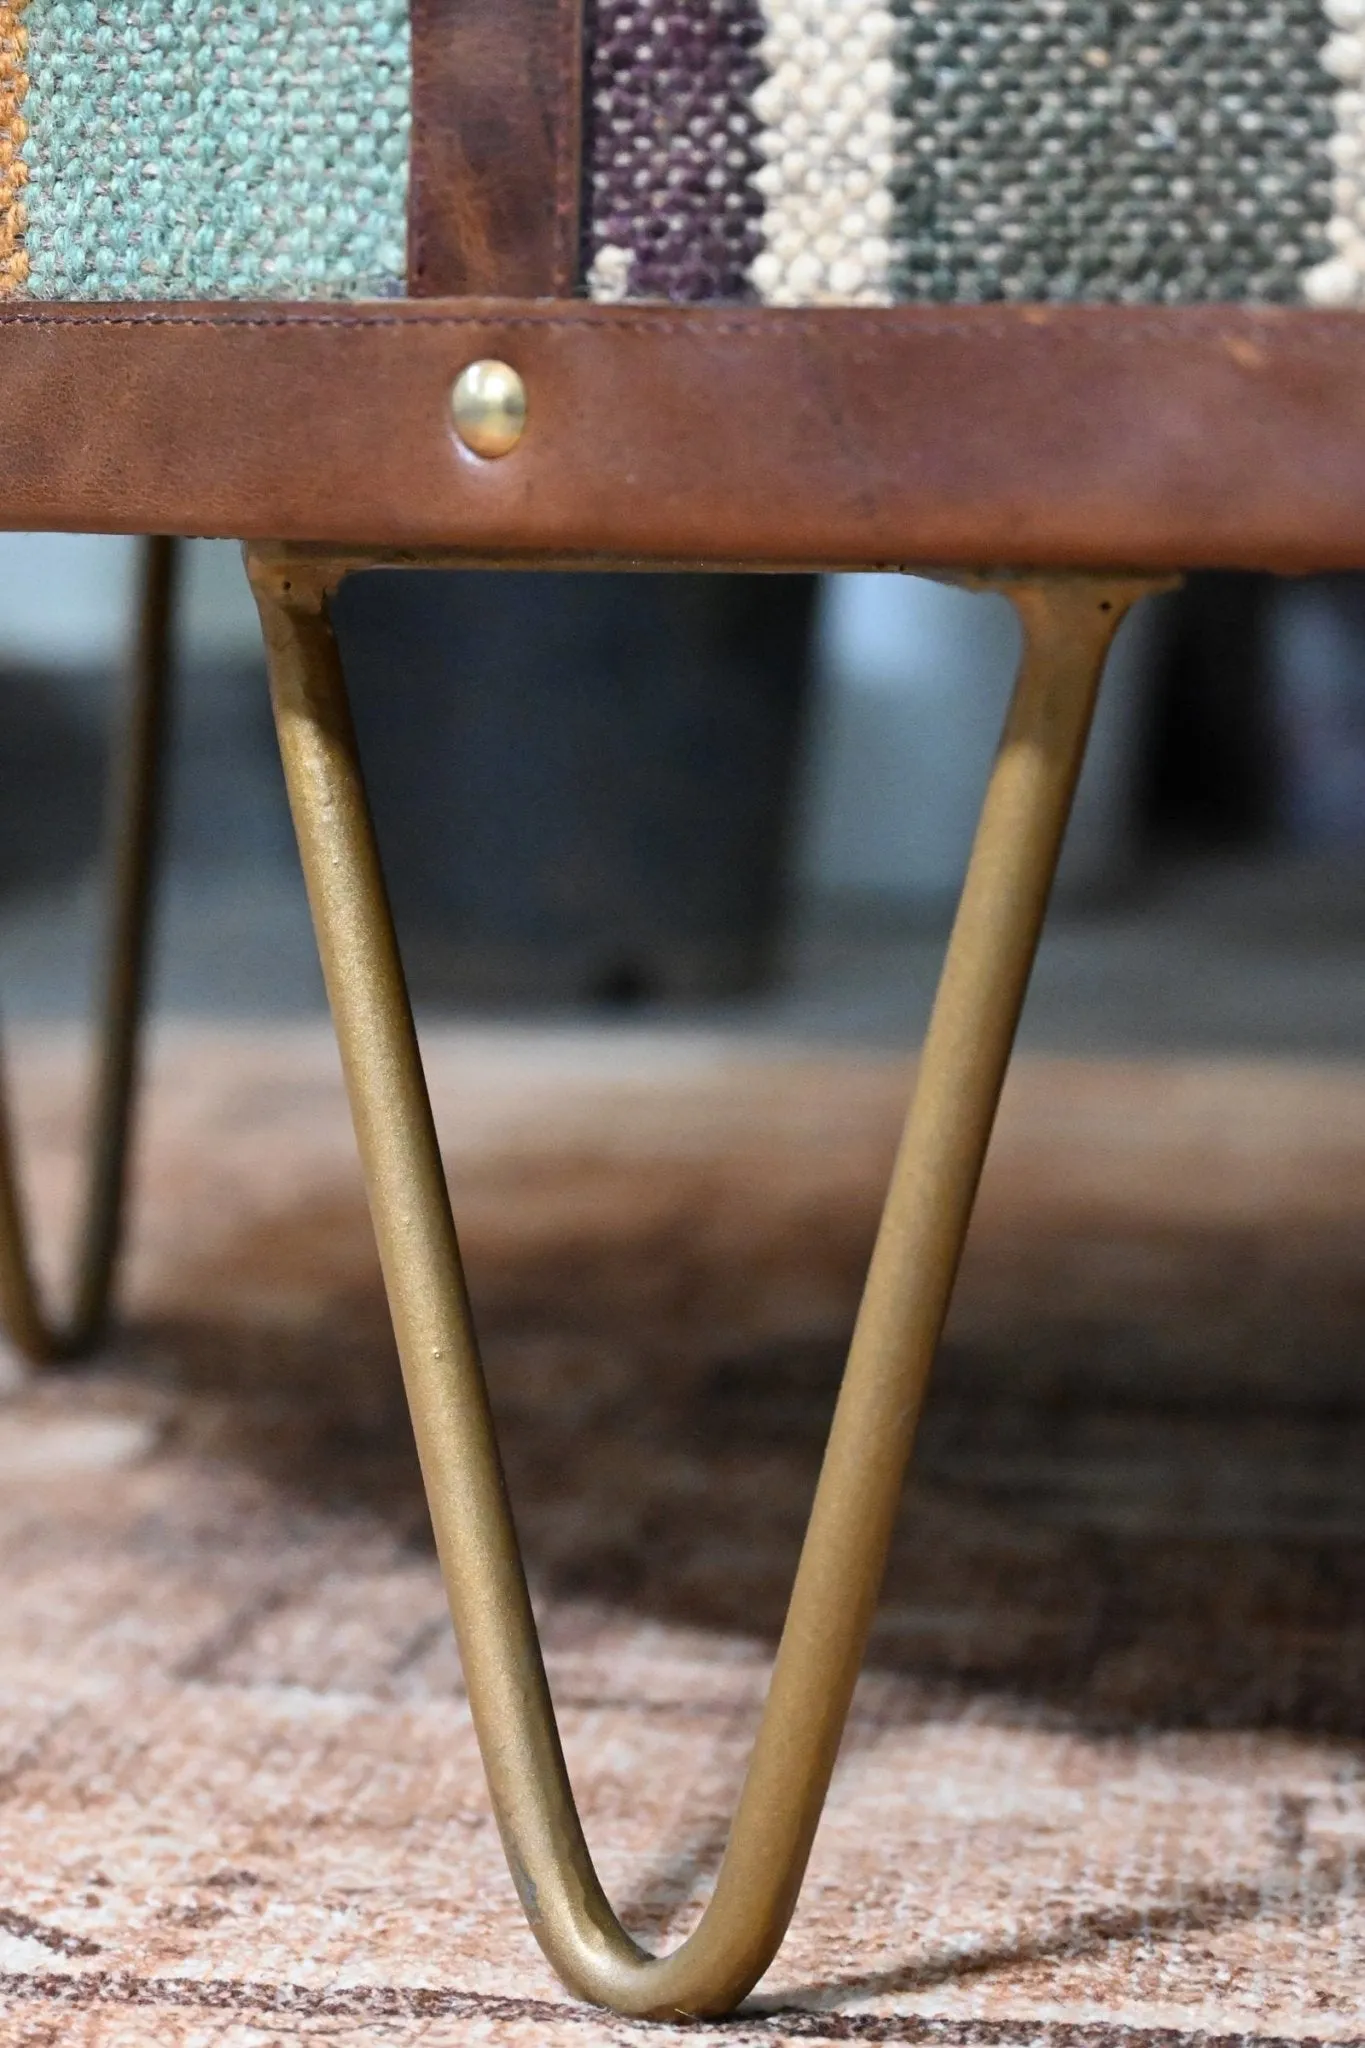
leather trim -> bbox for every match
[5,301,1365,569]
[408,0,583,297]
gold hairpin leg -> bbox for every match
[0,534,177,1363]
[250,545,1167,2019]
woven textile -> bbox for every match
[890,0,1332,306]
[751,0,898,305]
[14,0,409,302]
[586,0,1349,305]
[1308,0,1365,303]
[2,0,1364,308]
[584,0,768,303]
[0,0,26,299]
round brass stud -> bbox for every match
[450,359,527,459]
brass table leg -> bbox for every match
[0,534,177,1362]
[250,547,1165,2018]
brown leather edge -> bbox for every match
[408,0,583,297]
[5,301,1365,570]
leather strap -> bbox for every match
[3,300,1365,568]
[408,0,584,296]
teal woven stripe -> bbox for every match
[23,1,409,301]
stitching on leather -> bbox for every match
[0,306,1360,349]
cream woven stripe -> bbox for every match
[1307,0,1365,302]
[749,0,897,303]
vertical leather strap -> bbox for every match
[408,0,584,297]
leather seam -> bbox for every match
[0,307,1358,345]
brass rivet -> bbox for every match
[450,359,527,459]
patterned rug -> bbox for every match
[0,1026,1362,2046]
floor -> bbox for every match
[2,651,1365,1057]
[0,1033,1362,2045]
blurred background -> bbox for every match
[3,535,1365,1052]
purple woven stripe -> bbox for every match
[584,0,767,302]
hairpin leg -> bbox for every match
[0,534,177,1363]
[250,545,1166,2018]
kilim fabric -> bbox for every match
[1308,0,1365,303]
[583,0,768,303]
[585,0,1345,305]
[750,0,898,305]
[19,0,409,301]
[889,0,1333,306]
[1,1027,1365,2045]
[0,0,26,299]
[2,3,1364,309]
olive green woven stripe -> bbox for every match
[22,0,409,303]
[890,0,1334,305]
[0,0,28,299]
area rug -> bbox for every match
[0,1026,1362,2046]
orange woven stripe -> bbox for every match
[0,1,29,299]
